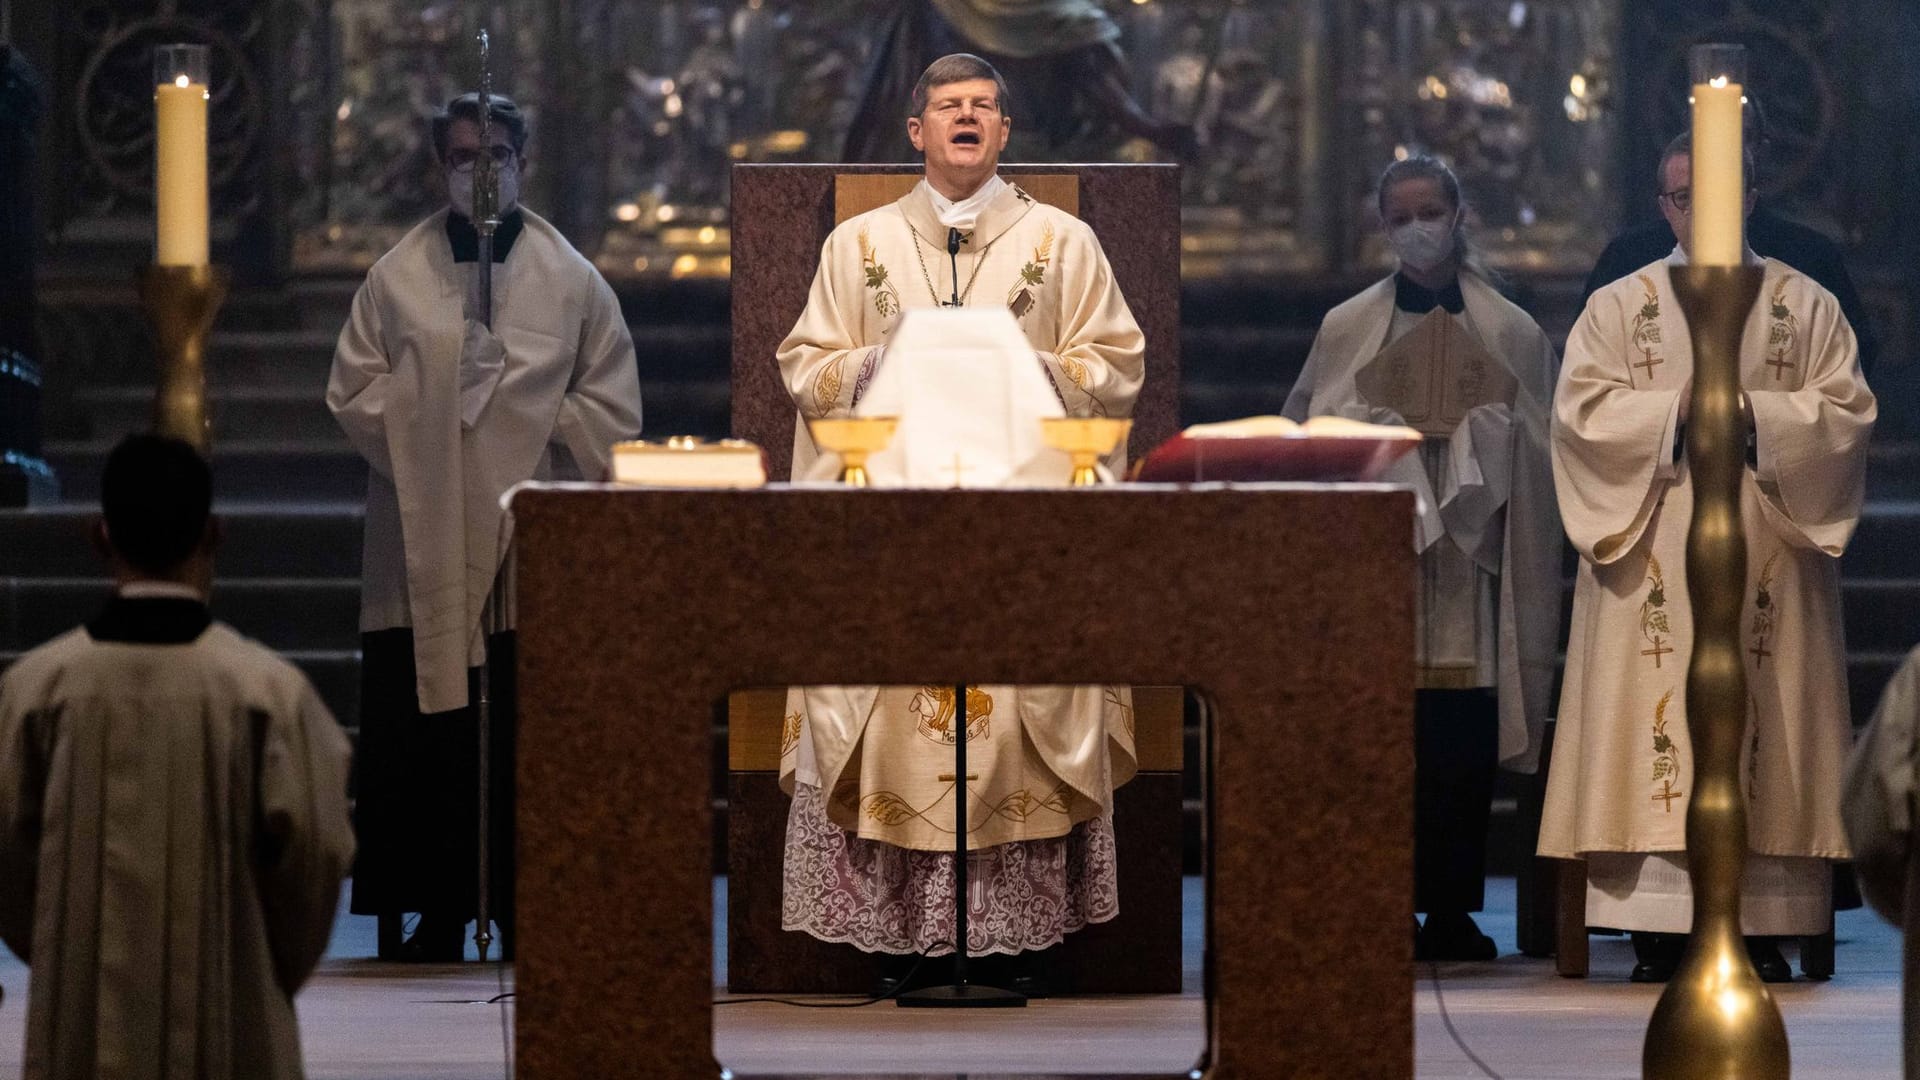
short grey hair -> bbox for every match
[910,53,1011,118]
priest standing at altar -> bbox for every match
[1538,135,1875,983]
[1282,155,1563,962]
[775,52,1144,993]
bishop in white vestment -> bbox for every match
[775,55,1144,969]
[1539,251,1874,946]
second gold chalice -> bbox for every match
[806,416,900,487]
[1041,417,1133,487]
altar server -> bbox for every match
[327,91,643,960]
[1283,154,1562,961]
[0,435,354,1080]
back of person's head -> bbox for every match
[431,92,530,160]
[100,434,213,576]
[911,53,1012,118]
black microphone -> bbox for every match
[946,227,963,307]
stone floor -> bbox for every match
[0,877,1900,1078]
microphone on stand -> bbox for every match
[946,228,963,308]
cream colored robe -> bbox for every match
[1282,273,1563,772]
[0,624,354,1080]
[328,208,644,713]
[774,179,1145,850]
[1539,256,1875,868]
[778,179,1145,479]
[1842,644,1920,925]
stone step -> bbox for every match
[0,645,360,733]
[74,385,343,442]
[0,506,363,578]
[0,578,359,654]
[45,440,367,503]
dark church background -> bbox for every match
[2,0,1916,894]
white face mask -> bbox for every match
[448,160,520,220]
[1388,213,1458,272]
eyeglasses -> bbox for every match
[447,145,516,169]
[1659,188,1692,213]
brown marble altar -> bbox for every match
[511,484,1414,1078]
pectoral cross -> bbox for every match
[1652,781,1683,812]
[1641,637,1673,668]
[1633,350,1663,382]
[946,453,975,487]
[1765,353,1796,381]
[1748,638,1773,667]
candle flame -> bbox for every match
[1710,75,1730,89]
[174,74,190,88]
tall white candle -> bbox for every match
[154,45,209,266]
[1689,45,1747,268]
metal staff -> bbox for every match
[471,26,500,966]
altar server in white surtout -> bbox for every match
[0,435,354,1080]
[775,52,1144,993]
[1283,154,1562,961]
[327,92,643,960]
[1538,134,1875,983]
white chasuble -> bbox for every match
[775,180,1144,853]
[1842,644,1920,925]
[328,209,644,713]
[0,626,354,1080]
[1282,273,1563,772]
[1539,255,1875,933]
[778,179,1146,480]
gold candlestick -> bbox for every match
[1041,417,1132,487]
[1644,263,1785,1080]
[139,264,229,451]
[806,417,899,487]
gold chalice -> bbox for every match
[1042,417,1133,487]
[806,416,900,487]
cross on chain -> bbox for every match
[1641,637,1673,668]
[946,453,976,488]
[1633,350,1663,382]
[1765,353,1796,381]
[1652,781,1683,813]
[1749,638,1773,667]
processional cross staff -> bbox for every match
[471,26,501,966]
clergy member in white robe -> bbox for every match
[1539,137,1875,982]
[1283,154,1561,961]
[1841,643,1920,929]
[775,54,1144,988]
[0,435,354,1080]
[326,93,643,960]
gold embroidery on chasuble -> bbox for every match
[1628,274,1665,387]
[1104,686,1135,740]
[780,710,803,757]
[1007,223,1053,320]
[910,684,995,745]
[1639,555,1675,669]
[814,358,845,414]
[1749,552,1780,671]
[860,227,902,319]
[1765,277,1800,383]
[1650,688,1683,812]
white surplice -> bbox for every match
[1282,272,1563,772]
[327,208,643,713]
[1842,643,1920,925]
[1539,253,1876,934]
[0,624,354,1080]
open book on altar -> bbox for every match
[1130,415,1421,483]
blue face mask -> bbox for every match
[447,160,520,220]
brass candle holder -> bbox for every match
[1041,417,1132,487]
[806,416,899,487]
[1643,263,1786,1080]
[138,264,229,451]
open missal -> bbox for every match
[611,438,768,488]
[1130,415,1421,483]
